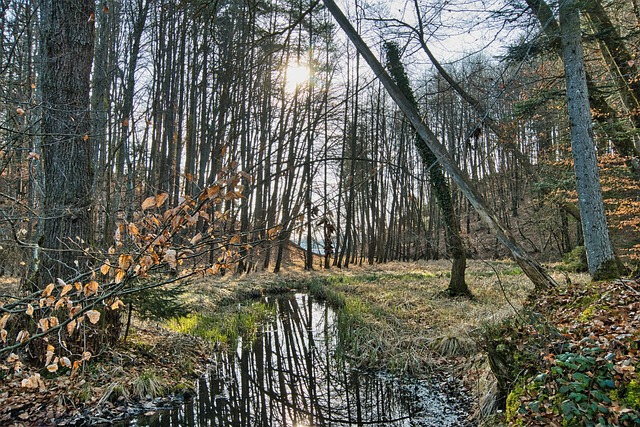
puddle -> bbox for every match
[121,293,470,426]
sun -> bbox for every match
[285,63,310,92]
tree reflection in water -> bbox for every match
[130,294,467,426]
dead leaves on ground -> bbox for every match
[511,278,640,425]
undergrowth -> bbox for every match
[494,279,640,426]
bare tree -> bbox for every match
[321,0,557,289]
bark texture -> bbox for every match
[559,0,620,279]
[39,0,95,285]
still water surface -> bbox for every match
[125,293,468,426]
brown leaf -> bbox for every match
[115,269,126,284]
[86,310,100,324]
[38,318,49,332]
[0,329,6,343]
[0,313,10,329]
[186,212,199,226]
[45,348,54,366]
[16,107,25,116]
[163,249,177,268]
[61,357,71,368]
[128,223,139,236]
[16,329,30,343]
[21,373,42,389]
[84,281,99,297]
[190,232,203,245]
[54,297,67,310]
[26,304,34,317]
[140,255,154,270]
[118,254,133,270]
[100,260,111,275]
[141,196,156,210]
[110,298,125,310]
[81,351,91,361]
[6,353,19,363]
[60,284,73,297]
[42,283,55,297]
[46,361,59,372]
[69,304,82,318]
[156,192,169,208]
[67,319,77,335]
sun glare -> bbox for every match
[285,63,310,92]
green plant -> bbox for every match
[123,282,191,321]
[166,301,274,347]
[132,370,165,399]
[561,246,588,273]
[308,278,346,308]
[514,348,640,426]
[505,381,526,422]
[626,380,640,411]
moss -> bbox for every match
[578,305,595,322]
[172,380,196,399]
[561,246,588,273]
[626,379,640,410]
[592,256,627,281]
[505,382,525,422]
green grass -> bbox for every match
[167,301,274,347]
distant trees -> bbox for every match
[384,41,469,297]
[0,0,637,289]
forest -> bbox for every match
[1,0,640,425]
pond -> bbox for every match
[123,293,470,426]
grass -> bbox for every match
[300,260,560,375]
[132,370,166,399]
[157,260,588,424]
[167,301,275,347]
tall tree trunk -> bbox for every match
[559,0,622,279]
[39,0,95,286]
[525,0,639,157]
[385,41,469,297]
[322,0,557,289]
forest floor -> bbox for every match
[2,258,639,426]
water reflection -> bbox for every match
[128,294,466,426]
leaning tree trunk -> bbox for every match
[38,0,95,286]
[322,0,557,289]
[559,0,622,279]
[384,41,469,297]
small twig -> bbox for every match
[482,260,526,324]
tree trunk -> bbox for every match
[384,41,470,297]
[559,0,622,280]
[39,0,95,286]
[525,0,639,157]
[322,0,557,289]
